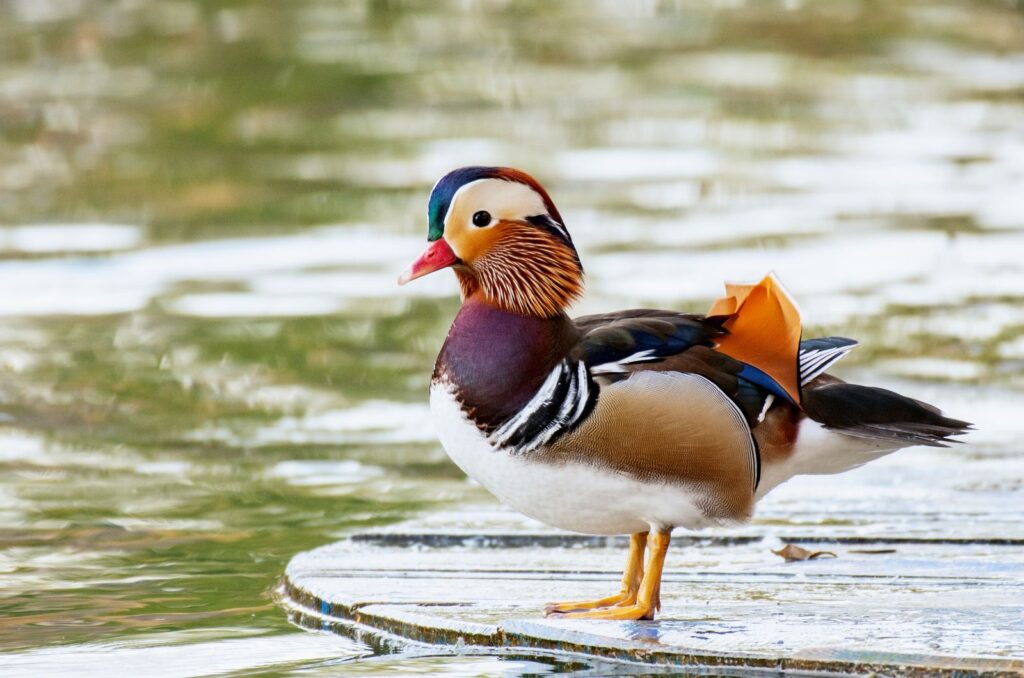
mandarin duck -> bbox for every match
[398,166,971,621]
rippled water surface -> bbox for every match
[1,0,1022,675]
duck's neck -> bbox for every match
[433,294,578,431]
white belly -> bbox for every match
[429,384,713,535]
[756,419,905,499]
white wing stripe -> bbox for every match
[799,344,856,385]
[618,349,658,365]
[570,360,591,424]
[591,349,659,375]
[800,351,836,376]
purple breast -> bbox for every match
[433,300,577,431]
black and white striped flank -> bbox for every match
[490,359,597,455]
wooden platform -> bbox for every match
[279,506,1024,677]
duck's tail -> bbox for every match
[755,380,971,499]
[802,380,972,448]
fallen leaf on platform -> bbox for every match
[772,544,837,562]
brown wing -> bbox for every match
[570,309,773,426]
[542,370,759,522]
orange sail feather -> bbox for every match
[708,274,803,405]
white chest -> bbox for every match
[429,383,712,535]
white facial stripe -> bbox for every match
[443,178,550,230]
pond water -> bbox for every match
[0,0,1022,675]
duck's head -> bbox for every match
[398,166,583,318]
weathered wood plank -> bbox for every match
[280,507,1024,676]
[281,422,1024,675]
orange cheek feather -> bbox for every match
[446,223,505,263]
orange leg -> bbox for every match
[555,530,670,620]
[544,531,648,616]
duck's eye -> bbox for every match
[472,210,492,227]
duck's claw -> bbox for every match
[547,531,670,622]
[551,601,657,620]
[543,591,635,616]
[543,531,649,617]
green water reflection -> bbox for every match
[0,0,1022,674]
